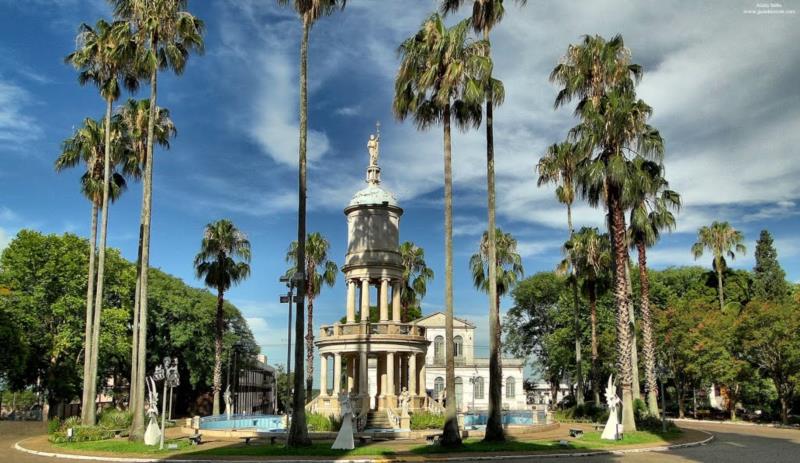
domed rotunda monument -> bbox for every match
[308,127,430,427]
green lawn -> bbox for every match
[54,438,193,454]
[193,442,398,457]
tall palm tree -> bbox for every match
[56,116,135,423]
[537,140,587,406]
[395,13,487,447]
[627,158,680,416]
[691,221,746,311]
[470,227,524,312]
[194,220,252,416]
[65,19,138,425]
[285,232,338,401]
[567,227,611,404]
[399,242,434,322]
[109,0,204,439]
[553,33,652,432]
[275,0,345,446]
[440,0,527,441]
[117,97,175,414]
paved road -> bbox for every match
[4,420,799,462]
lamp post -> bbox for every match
[158,357,179,450]
[279,273,300,414]
[657,362,670,433]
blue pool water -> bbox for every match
[462,410,547,427]
[200,414,285,431]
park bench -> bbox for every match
[239,432,288,445]
[425,434,442,445]
[354,434,373,444]
[569,428,584,438]
[187,432,202,445]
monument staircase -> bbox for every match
[364,410,393,430]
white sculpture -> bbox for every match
[144,377,162,446]
[601,375,622,440]
[224,385,233,419]
[367,133,379,167]
[399,387,410,417]
[331,392,355,450]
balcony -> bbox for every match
[319,321,426,340]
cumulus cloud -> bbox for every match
[0,80,40,144]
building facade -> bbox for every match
[415,313,527,412]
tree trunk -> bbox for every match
[483,28,504,444]
[131,49,158,442]
[81,201,98,423]
[129,222,143,423]
[637,241,659,417]
[85,97,114,426]
[716,261,725,310]
[287,17,310,447]
[440,105,461,447]
[780,397,788,425]
[608,186,636,432]
[677,385,685,419]
[624,260,641,401]
[305,275,314,403]
[213,287,225,416]
[589,280,600,405]
[567,205,584,406]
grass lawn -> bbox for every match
[193,442,398,457]
[54,438,193,454]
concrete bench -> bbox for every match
[569,428,584,438]
[187,432,202,445]
[426,434,442,445]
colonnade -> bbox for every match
[345,277,403,323]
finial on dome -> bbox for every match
[366,121,381,185]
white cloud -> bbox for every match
[0,80,40,143]
[0,227,10,252]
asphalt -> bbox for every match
[3,420,799,462]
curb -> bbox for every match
[674,418,800,430]
[13,431,714,463]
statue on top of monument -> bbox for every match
[367,121,380,167]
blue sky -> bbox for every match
[1,1,798,381]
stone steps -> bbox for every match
[365,410,393,430]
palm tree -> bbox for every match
[470,227,524,311]
[567,227,611,404]
[117,97,175,415]
[440,0,527,441]
[194,220,252,416]
[285,232,338,401]
[65,19,138,425]
[691,221,746,311]
[399,242,434,321]
[275,0,345,447]
[537,140,587,405]
[394,13,487,447]
[109,0,204,440]
[56,116,135,424]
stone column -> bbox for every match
[346,279,356,323]
[400,355,407,392]
[333,353,342,395]
[409,353,417,397]
[386,352,395,397]
[420,363,427,396]
[360,278,370,322]
[392,280,401,322]
[319,354,329,397]
[359,351,368,398]
[347,356,355,393]
[379,278,389,321]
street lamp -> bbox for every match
[657,362,671,433]
[279,274,301,414]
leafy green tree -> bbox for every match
[274,0,345,447]
[738,300,800,424]
[538,140,587,406]
[194,220,252,416]
[394,13,488,447]
[399,242,434,322]
[65,19,139,425]
[751,230,789,302]
[108,0,204,439]
[440,0,528,441]
[285,232,338,401]
[691,221,746,311]
[471,227,524,318]
[627,157,680,416]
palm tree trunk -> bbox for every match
[624,260,641,401]
[287,17,310,447]
[716,260,725,310]
[636,241,659,417]
[213,288,225,416]
[483,28,503,445]
[128,224,143,429]
[81,201,98,423]
[86,97,114,426]
[567,205,584,406]
[131,46,158,441]
[441,105,461,447]
[589,280,599,405]
[305,273,314,403]
[608,186,636,432]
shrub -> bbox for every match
[410,411,443,430]
[306,412,334,432]
[49,425,114,443]
[553,403,608,423]
[632,399,648,421]
[635,414,678,433]
[98,409,132,430]
[62,416,82,430]
[47,417,61,435]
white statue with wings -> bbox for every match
[601,375,622,440]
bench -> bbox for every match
[240,432,288,445]
[569,428,584,438]
[593,424,604,431]
[187,432,202,445]
[354,434,373,444]
[426,434,442,445]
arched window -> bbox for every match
[434,336,444,364]
[473,376,484,399]
[453,335,463,358]
[455,377,463,409]
[434,377,444,399]
[506,376,516,399]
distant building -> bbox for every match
[525,382,571,406]
[235,354,277,415]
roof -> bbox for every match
[414,312,476,329]
[348,183,399,207]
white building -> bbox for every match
[415,313,527,412]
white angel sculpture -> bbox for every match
[331,392,355,450]
[144,377,162,445]
[601,375,622,440]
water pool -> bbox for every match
[200,414,285,431]
[462,410,547,427]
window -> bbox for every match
[455,377,463,409]
[434,377,444,399]
[473,377,484,399]
[506,376,516,399]
[434,336,444,364]
[454,335,463,358]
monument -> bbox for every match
[331,392,355,450]
[601,375,622,440]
